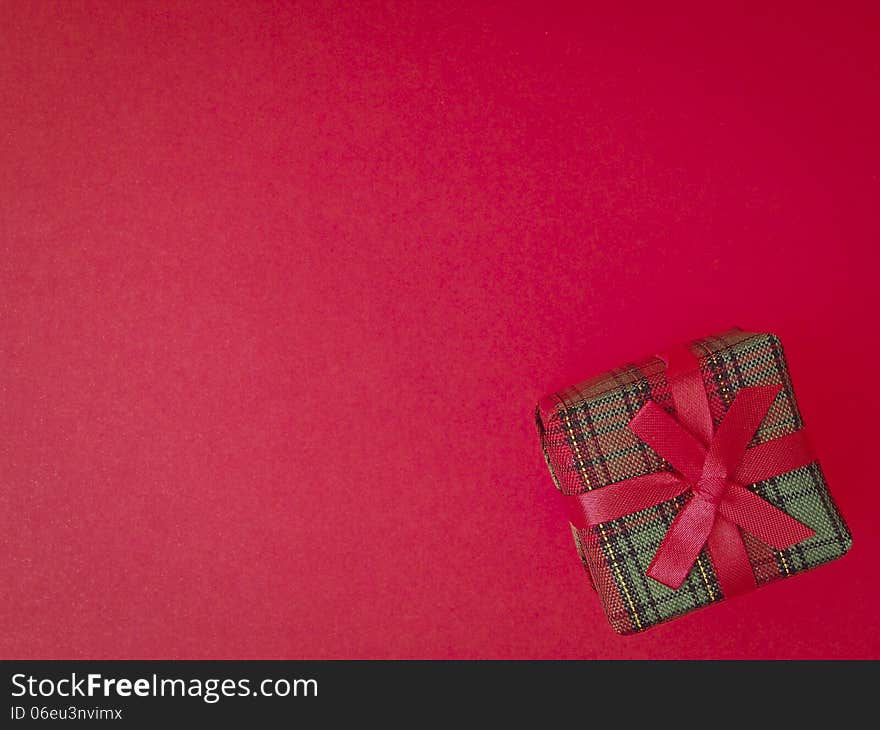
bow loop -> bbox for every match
[629,401,707,484]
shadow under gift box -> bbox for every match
[535,329,852,635]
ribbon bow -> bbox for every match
[578,347,815,597]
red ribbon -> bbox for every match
[577,347,815,596]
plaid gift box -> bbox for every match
[535,329,852,634]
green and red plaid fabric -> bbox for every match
[536,329,852,634]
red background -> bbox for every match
[1,1,878,659]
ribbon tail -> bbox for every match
[646,497,716,590]
[707,517,756,597]
[719,483,815,549]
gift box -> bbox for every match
[535,329,852,634]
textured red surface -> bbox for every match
[1,2,878,659]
